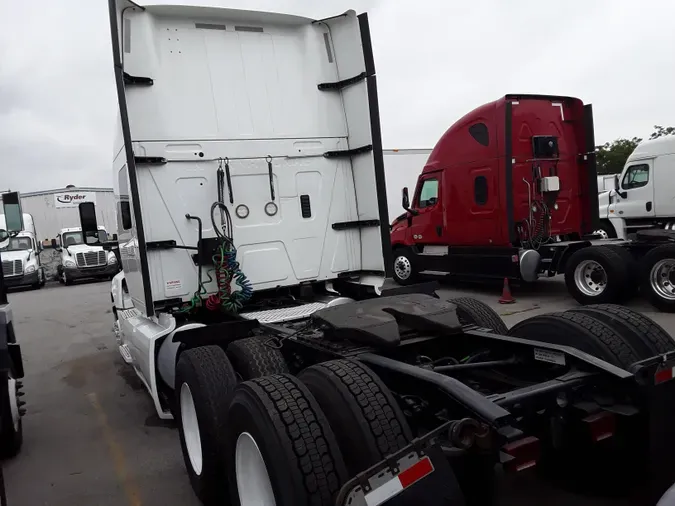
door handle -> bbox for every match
[436,226,442,237]
[646,201,653,212]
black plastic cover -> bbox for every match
[312,293,461,348]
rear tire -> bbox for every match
[508,311,639,368]
[299,359,412,475]
[564,246,630,305]
[175,346,237,505]
[448,297,508,334]
[602,245,638,298]
[225,375,347,506]
[392,247,419,285]
[595,221,617,239]
[567,304,675,358]
[640,244,675,312]
[226,337,289,380]
[509,311,645,494]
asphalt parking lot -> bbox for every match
[2,278,670,505]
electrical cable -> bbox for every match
[202,162,252,314]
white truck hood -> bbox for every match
[65,244,103,255]
[0,250,30,263]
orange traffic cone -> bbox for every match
[499,277,515,304]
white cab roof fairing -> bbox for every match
[110,0,389,311]
[144,4,316,25]
[627,136,675,163]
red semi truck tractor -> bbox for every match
[390,94,675,312]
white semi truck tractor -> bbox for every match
[86,1,675,505]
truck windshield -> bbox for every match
[0,237,32,251]
[63,230,108,247]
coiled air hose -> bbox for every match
[205,198,252,313]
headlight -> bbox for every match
[25,265,36,274]
[108,255,117,265]
[64,259,76,268]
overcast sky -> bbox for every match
[1,0,674,193]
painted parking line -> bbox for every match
[87,392,143,506]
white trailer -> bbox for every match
[383,149,432,223]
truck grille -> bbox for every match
[76,251,107,268]
[1,260,22,277]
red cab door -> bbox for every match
[409,171,445,246]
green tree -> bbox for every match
[650,125,675,140]
[596,137,642,175]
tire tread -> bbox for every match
[249,374,344,504]
[301,359,410,474]
[575,304,675,355]
[227,337,289,379]
[448,297,509,334]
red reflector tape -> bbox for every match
[364,456,434,506]
[583,411,615,442]
[502,436,540,473]
[655,366,675,385]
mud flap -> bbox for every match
[646,373,675,502]
[336,445,464,506]
[336,419,469,506]
[632,353,675,503]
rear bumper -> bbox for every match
[65,264,118,280]
[3,272,38,287]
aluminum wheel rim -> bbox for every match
[594,229,609,239]
[394,255,412,280]
[236,432,276,506]
[650,259,675,301]
[180,383,203,475]
[573,259,607,296]
[7,378,19,432]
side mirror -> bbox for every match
[1,192,24,233]
[112,234,118,241]
[78,202,100,245]
[401,187,419,217]
[0,230,8,245]
[614,174,619,189]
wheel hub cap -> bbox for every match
[180,383,203,475]
[236,432,276,505]
[394,255,412,280]
[574,260,607,296]
[650,259,675,301]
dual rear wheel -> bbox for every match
[565,244,675,312]
[174,299,674,505]
[174,339,420,506]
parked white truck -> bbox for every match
[0,213,46,289]
[54,226,118,285]
[597,136,675,239]
[90,1,675,505]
